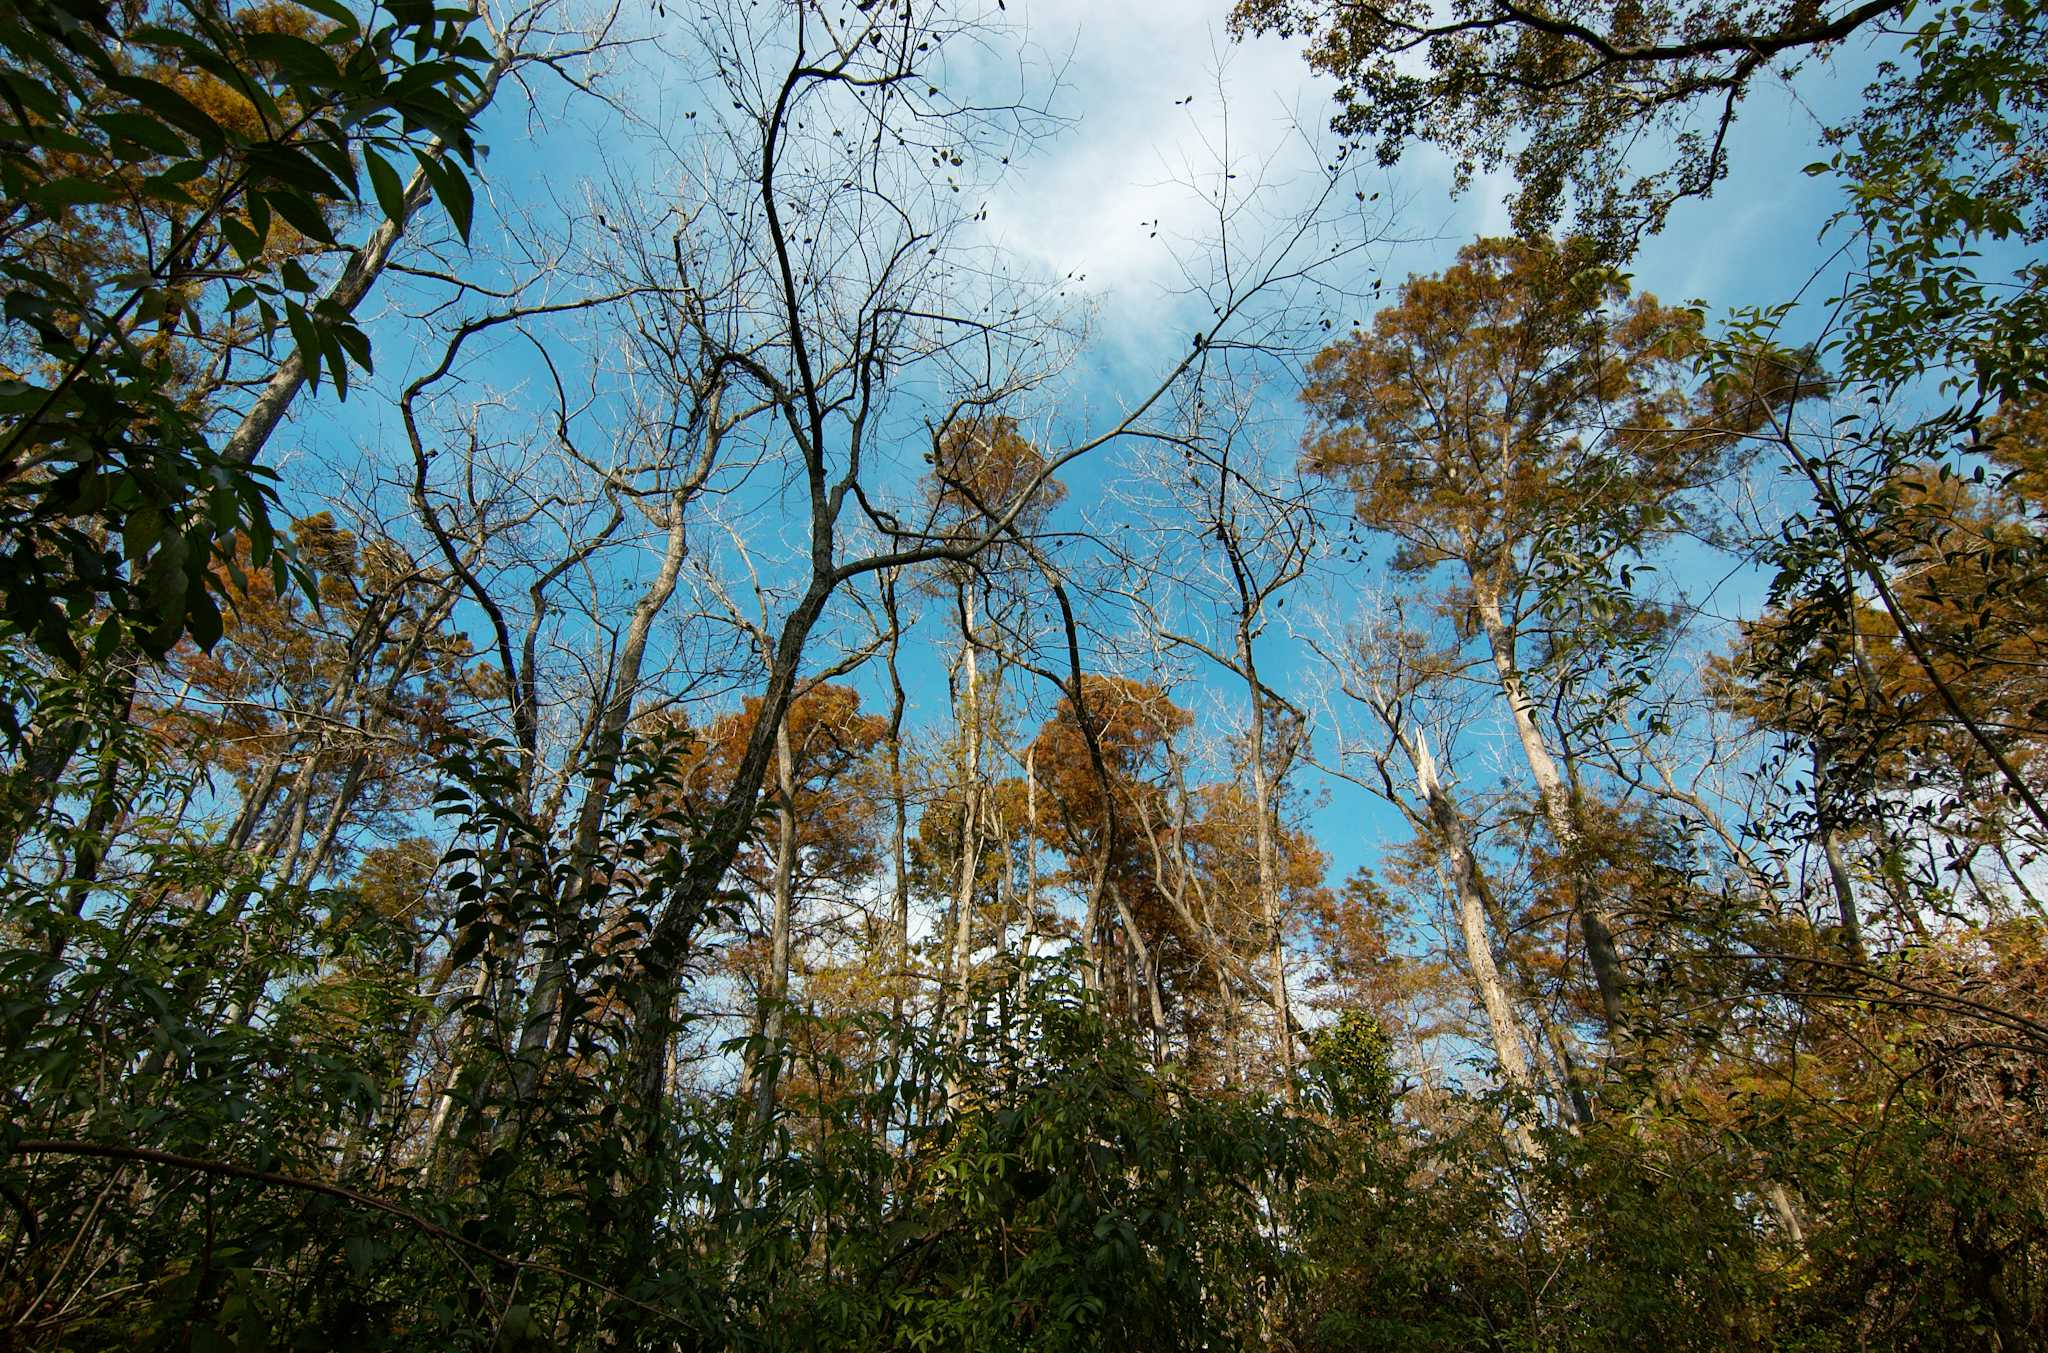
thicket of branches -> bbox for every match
[2,0,2045,1347]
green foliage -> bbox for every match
[1228,0,1905,247]
[1306,1007,1395,1123]
[0,686,1325,1348]
[0,0,493,661]
[1815,0,2048,409]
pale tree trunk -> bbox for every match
[221,756,377,1030]
[619,578,831,1164]
[421,960,493,1169]
[1767,1180,1808,1250]
[210,578,413,916]
[1237,625,1296,1102]
[1134,773,1301,1082]
[508,493,693,1101]
[1410,727,1543,1159]
[201,760,321,1031]
[292,757,368,888]
[949,587,984,1050]
[370,943,459,1163]
[159,585,434,1052]
[3,659,136,873]
[221,18,514,469]
[51,666,138,958]
[1470,573,1626,1031]
[749,715,800,1139]
[1464,837,1595,1126]
[228,579,457,1033]
[1015,745,1038,1009]
[224,752,288,856]
[1813,747,1869,963]
[1080,850,1111,993]
[1819,828,1868,958]
[1109,879,1166,1065]
[993,794,1018,993]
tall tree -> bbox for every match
[1028,675,1191,1029]
[1300,235,1757,1032]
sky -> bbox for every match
[289,0,1919,928]
[965,1,1879,334]
[902,0,1893,885]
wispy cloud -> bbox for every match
[971,7,1339,298]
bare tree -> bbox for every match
[578,0,1381,1166]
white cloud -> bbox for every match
[968,4,1341,303]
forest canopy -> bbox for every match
[2,0,2045,1347]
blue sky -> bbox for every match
[277,0,1918,936]
[912,2,1895,889]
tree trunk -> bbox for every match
[949,587,984,1051]
[1411,727,1544,1157]
[1813,746,1869,963]
[1471,574,1626,1032]
[1237,623,1296,1101]
[748,716,800,1139]
[883,571,912,1026]
[220,24,512,469]
[1016,744,1038,1009]
[509,495,692,1103]
[1109,879,1166,1065]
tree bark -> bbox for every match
[220,23,513,469]
[948,586,984,1052]
[509,491,692,1103]
[1410,727,1544,1157]
[883,571,911,1026]
[1238,622,1297,1101]
[1812,747,1869,963]
[1471,574,1627,1032]
[748,715,800,1138]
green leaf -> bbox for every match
[331,321,372,374]
[91,614,123,662]
[449,925,487,969]
[246,142,347,200]
[134,27,286,131]
[105,74,226,158]
[262,188,336,246]
[0,69,67,123]
[90,110,188,157]
[220,217,263,267]
[246,191,272,247]
[138,530,190,653]
[284,300,323,392]
[149,156,212,186]
[319,322,349,399]
[243,30,341,84]
[137,172,198,206]
[122,505,163,561]
[4,123,99,157]
[186,578,224,653]
[28,177,119,208]
[364,149,409,225]
[300,127,360,194]
[296,0,364,39]
[418,152,473,243]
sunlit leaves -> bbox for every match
[0,0,493,660]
